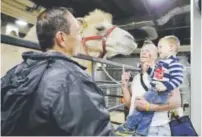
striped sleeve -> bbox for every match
[163,61,184,91]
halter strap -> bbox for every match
[81,26,116,58]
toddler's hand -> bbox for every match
[153,81,167,92]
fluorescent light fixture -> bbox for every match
[148,0,167,5]
[15,20,28,26]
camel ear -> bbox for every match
[77,17,87,28]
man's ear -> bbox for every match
[77,17,87,29]
[55,31,65,48]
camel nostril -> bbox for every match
[124,34,134,41]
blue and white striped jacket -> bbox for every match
[147,55,184,92]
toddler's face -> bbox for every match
[158,40,172,59]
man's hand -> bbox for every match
[153,81,167,92]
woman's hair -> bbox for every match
[142,40,158,60]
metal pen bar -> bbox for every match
[95,80,122,84]
[96,67,139,71]
[108,104,125,112]
[74,54,140,71]
[91,61,95,81]
[111,121,122,125]
[98,84,122,88]
[1,35,41,50]
[104,94,123,98]
[98,83,132,88]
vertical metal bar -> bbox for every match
[91,61,95,81]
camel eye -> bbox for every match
[96,26,105,31]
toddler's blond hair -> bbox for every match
[159,35,181,53]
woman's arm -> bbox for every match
[135,88,181,111]
[121,72,132,108]
[122,86,132,108]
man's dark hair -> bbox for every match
[36,7,71,51]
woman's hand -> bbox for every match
[121,72,131,88]
[141,63,150,72]
[135,97,150,111]
[168,89,181,109]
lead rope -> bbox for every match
[100,55,123,85]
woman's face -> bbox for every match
[140,46,152,63]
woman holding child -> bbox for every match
[116,36,183,136]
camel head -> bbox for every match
[77,9,137,58]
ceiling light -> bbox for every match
[147,0,167,5]
[15,20,28,26]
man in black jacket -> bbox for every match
[1,7,114,136]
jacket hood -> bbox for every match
[5,51,86,96]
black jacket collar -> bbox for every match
[22,51,87,70]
